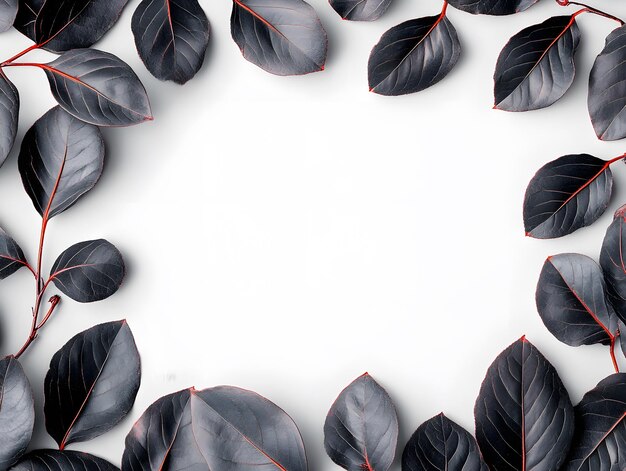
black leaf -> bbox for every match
[0,227,28,280]
[447,0,539,15]
[329,0,392,21]
[600,205,626,323]
[0,71,19,167]
[11,450,119,471]
[0,0,16,33]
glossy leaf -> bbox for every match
[0,356,34,470]
[15,0,129,53]
[368,6,460,96]
[44,320,140,448]
[523,154,614,239]
[0,0,16,33]
[49,239,125,303]
[589,25,626,141]
[474,337,575,471]
[536,253,619,348]
[600,205,626,323]
[0,71,19,167]
[329,0,392,21]
[41,49,152,127]
[324,373,398,471]
[564,373,626,470]
[231,0,327,76]
[0,227,27,280]
[402,413,487,471]
[11,450,119,471]
[132,0,211,84]
[494,15,580,111]
[18,107,104,219]
[620,321,626,358]
[447,0,539,15]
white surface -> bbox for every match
[0,0,625,466]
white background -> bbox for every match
[1,0,625,466]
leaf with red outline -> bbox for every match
[329,0,392,21]
[0,227,28,280]
[600,205,626,324]
[324,373,398,471]
[447,0,538,15]
[474,337,575,471]
[523,154,615,239]
[44,320,140,448]
[231,0,327,76]
[11,450,119,471]
[494,15,580,111]
[0,71,19,167]
[49,239,125,303]
[0,0,17,33]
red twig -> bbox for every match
[557,0,625,26]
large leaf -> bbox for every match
[368,6,460,96]
[11,450,119,471]
[564,373,626,470]
[49,239,125,303]
[132,0,210,84]
[589,25,626,141]
[0,71,19,167]
[324,373,398,471]
[0,0,16,33]
[230,0,327,76]
[44,320,140,449]
[329,0,392,21]
[0,356,34,470]
[494,15,580,111]
[18,106,104,219]
[15,0,129,52]
[41,49,152,127]
[536,253,619,348]
[0,228,27,280]
[474,337,575,471]
[402,413,487,471]
[447,0,539,15]
[600,205,626,323]
[523,154,614,239]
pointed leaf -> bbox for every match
[11,450,119,471]
[564,373,626,470]
[368,7,460,96]
[132,0,210,84]
[474,337,575,471]
[231,0,327,76]
[44,320,140,448]
[0,227,27,280]
[329,0,392,21]
[49,239,125,303]
[402,413,487,471]
[0,356,34,470]
[600,205,626,323]
[0,0,16,33]
[447,0,539,15]
[494,15,580,111]
[523,154,614,239]
[324,373,398,471]
[0,71,19,167]
[18,107,104,219]
[41,49,152,127]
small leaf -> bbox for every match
[536,253,620,347]
[474,337,575,471]
[231,0,327,76]
[589,25,626,141]
[0,356,34,470]
[324,373,398,471]
[132,0,211,84]
[368,6,460,96]
[44,320,140,448]
[41,49,152,127]
[18,106,104,219]
[0,71,19,167]
[447,0,539,15]
[494,15,580,111]
[523,154,614,239]
[11,450,119,471]
[0,0,17,33]
[329,0,392,21]
[49,239,125,303]
[564,373,626,470]
[600,205,626,323]
[402,413,487,471]
[0,227,27,280]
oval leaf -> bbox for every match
[49,239,125,303]
[523,154,614,239]
[11,450,119,471]
[447,0,538,15]
[494,15,580,111]
[589,25,626,141]
[41,49,152,127]
[0,356,34,470]
[0,227,27,280]
[368,6,460,96]
[231,0,327,76]
[44,320,140,448]
[329,0,392,21]
[18,106,104,219]
[0,71,19,167]
[600,205,626,323]
[474,337,575,471]
[402,413,487,471]
[564,373,626,470]
[132,0,211,84]
[324,373,398,471]
[0,0,16,33]
[536,253,619,347]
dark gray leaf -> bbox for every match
[620,321,626,359]
[324,373,398,471]
[231,0,327,76]
[589,25,626,141]
[0,356,34,470]
[0,227,27,280]
[329,0,392,21]
[0,71,19,167]
[600,205,626,323]
[564,373,626,470]
[0,0,17,33]
[402,413,487,471]
[42,49,152,127]
[132,0,210,84]
[18,106,104,219]
[44,320,140,448]
[475,337,575,471]
[11,450,119,471]
[447,0,538,15]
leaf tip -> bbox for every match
[520,334,528,343]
